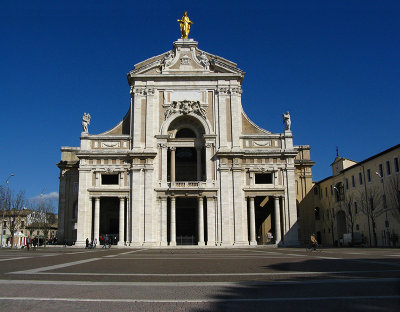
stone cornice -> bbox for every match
[80,135,131,140]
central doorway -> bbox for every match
[175,197,198,245]
[99,197,119,245]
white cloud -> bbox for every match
[30,192,59,202]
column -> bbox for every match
[170,197,176,246]
[196,147,202,181]
[205,143,212,182]
[198,196,205,246]
[170,147,176,182]
[206,196,216,246]
[94,197,100,244]
[126,197,131,244]
[118,197,125,246]
[249,197,257,245]
[160,144,168,187]
[160,197,167,246]
[274,196,282,245]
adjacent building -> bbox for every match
[299,144,400,247]
[57,35,313,247]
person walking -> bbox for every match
[85,238,89,249]
[93,238,97,249]
[26,237,30,251]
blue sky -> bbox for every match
[1,1,399,201]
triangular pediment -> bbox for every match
[127,39,244,80]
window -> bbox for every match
[345,178,349,190]
[101,174,119,185]
[348,203,352,215]
[358,172,363,185]
[3,221,6,227]
[176,128,196,138]
[386,161,391,175]
[255,173,273,184]
[367,169,371,182]
[379,164,384,177]
[394,157,399,173]
[314,207,320,220]
[351,175,355,187]
[356,224,360,231]
[21,221,25,228]
[354,201,358,214]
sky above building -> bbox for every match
[1,1,399,202]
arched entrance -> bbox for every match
[167,115,206,182]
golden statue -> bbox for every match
[177,11,193,39]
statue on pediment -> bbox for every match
[198,52,210,70]
[82,112,91,133]
[177,12,193,39]
[162,51,175,69]
[283,111,291,131]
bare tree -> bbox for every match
[323,196,336,246]
[344,194,358,243]
[4,190,25,248]
[387,175,400,221]
[358,186,387,247]
[27,195,57,247]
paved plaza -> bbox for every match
[0,247,399,311]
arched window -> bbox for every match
[176,128,196,138]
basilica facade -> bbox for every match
[57,37,313,247]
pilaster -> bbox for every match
[118,197,125,246]
[198,196,205,246]
[206,196,216,246]
[170,197,176,246]
[160,196,168,246]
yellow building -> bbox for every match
[300,144,400,247]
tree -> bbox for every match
[387,175,400,221]
[4,190,25,248]
[323,195,336,246]
[27,194,57,247]
[344,194,358,243]
[358,186,387,247]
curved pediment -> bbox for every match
[127,39,244,82]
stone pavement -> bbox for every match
[0,247,399,311]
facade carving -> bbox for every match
[58,35,314,248]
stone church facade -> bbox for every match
[57,38,314,247]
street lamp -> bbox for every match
[1,174,14,248]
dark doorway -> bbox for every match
[176,197,198,245]
[99,197,119,245]
[248,196,274,245]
